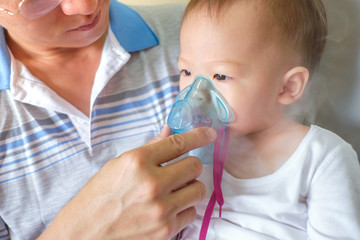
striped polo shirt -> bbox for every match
[0,2,185,239]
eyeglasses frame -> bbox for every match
[0,0,62,19]
[0,0,26,17]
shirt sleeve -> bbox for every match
[0,217,10,240]
[307,143,360,239]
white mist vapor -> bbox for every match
[289,0,360,159]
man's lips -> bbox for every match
[70,12,101,31]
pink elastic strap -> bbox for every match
[199,126,230,240]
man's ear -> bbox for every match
[278,66,309,105]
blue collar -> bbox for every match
[0,0,159,90]
[109,1,159,52]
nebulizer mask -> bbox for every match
[167,75,234,165]
[167,75,234,239]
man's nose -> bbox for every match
[60,0,98,16]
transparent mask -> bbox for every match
[167,75,234,165]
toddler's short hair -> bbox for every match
[184,0,328,74]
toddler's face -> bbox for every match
[178,2,292,136]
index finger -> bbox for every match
[141,127,217,165]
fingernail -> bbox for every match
[205,128,217,141]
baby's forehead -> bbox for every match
[184,0,267,19]
[183,1,284,45]
[184,1,289,40]
[183,1,280,39]
[181,10,294,70]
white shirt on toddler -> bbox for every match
[182,125,360,240]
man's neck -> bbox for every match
[6,30,108,117]
[5,29,108,67]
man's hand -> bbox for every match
[39,126,217,240]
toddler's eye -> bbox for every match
[213,74,229,81]
[181,69,192,77]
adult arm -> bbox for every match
[37,126,217,240]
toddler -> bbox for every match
[174,0,360,239]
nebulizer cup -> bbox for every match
[167,75,234,165]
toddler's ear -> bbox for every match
[278,66,309,105]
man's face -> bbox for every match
[0,0,111,49]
